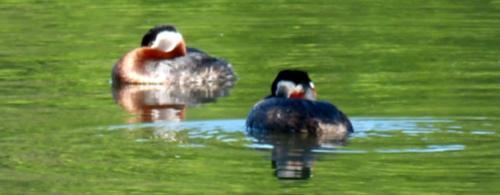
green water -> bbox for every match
[1,0,500,194]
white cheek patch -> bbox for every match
[309,82,315,89]
[151,31,183,52]
[275,80,296,97]
[294,84,304,92]
[304,88,316,100]
[305,81,317,100]
[276,80,316,100]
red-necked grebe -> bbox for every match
[112,25,236,85]
[246,70,353,138]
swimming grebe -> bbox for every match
[112,25,236,85]
[246,70,353,138]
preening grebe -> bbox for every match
[246,70,353,138]
[112,25,236,85]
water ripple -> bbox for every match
[106,117,497,154]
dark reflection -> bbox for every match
[249,131,348,180]
[112,82,234,123]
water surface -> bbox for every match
[1,0,500,194]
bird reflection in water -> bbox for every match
[112,82,234,123]
[249,131,349,180]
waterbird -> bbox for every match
[112,25,236,86]
[246,70,353,139]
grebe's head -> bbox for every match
[141,25,185,52]
[271,70,317,100]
